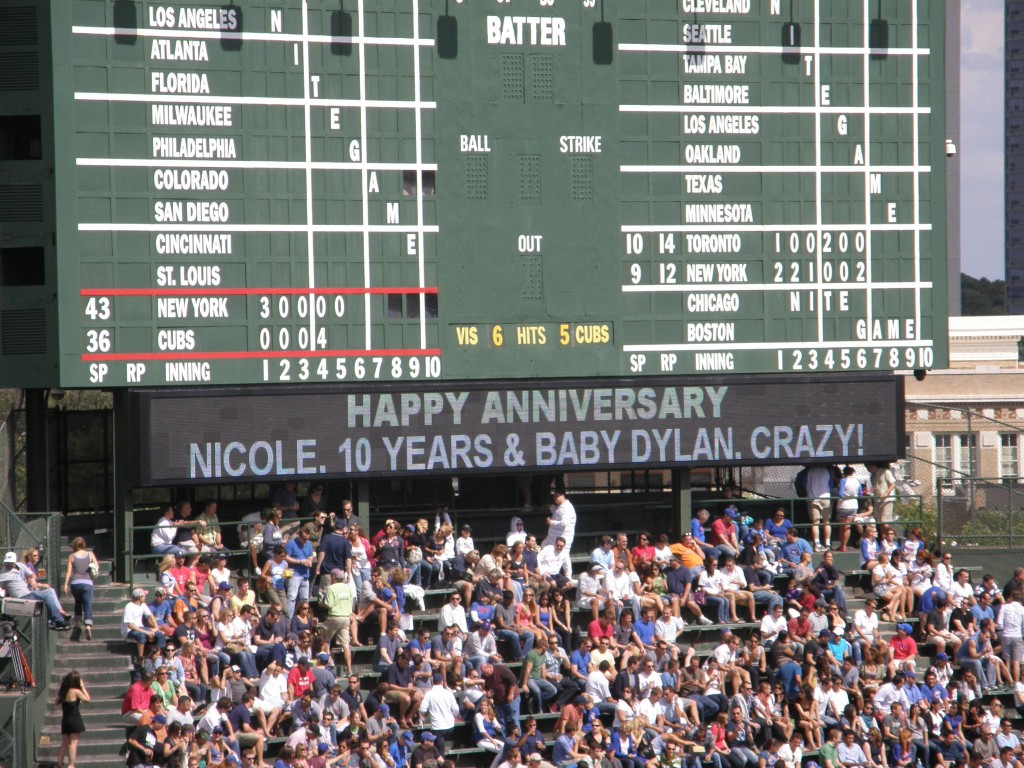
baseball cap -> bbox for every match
[589,563,602,572]
[231,665,241,673]
[405,524,415,532]
[897,623,913,634]
[904,669,917,678]
[422,732,436,742]
[298,656,310,666]
[152,714,167,725]
[218,581,231,590]
[317,652,330,663]
[318,743,329,754]
[286,633,300,643]
[214,552,227,560]
[936,652,949,661]
[819,629,832,638]
[528,755,542,762]
[402,731,414,742]
[725,506,740,518]
[132,587,148,599]
[2,552,15,564]
[212,726,224,734]
[480,622,492,631]
[461,524,472,532]
[379,703,390,715]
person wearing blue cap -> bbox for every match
[284,526,314,618]
[389,730,415,768]
[412,731,443,766]
[887,623,918,679]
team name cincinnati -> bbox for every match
[153,137,237,158]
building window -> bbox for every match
[934,433,976,481]
[1001,434,1021,483]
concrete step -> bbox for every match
[38,731,131,758]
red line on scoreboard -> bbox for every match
[80,287,439,297]
[82,349,441,362]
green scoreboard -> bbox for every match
[1,0,949,387]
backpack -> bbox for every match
[794,467,809,498]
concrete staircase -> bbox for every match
[36,547,134,767]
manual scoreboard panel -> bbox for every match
[48,0,947,387]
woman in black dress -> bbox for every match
[57,670,90,768]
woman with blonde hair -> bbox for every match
[63,537,100,639]
[872,553,909,622]
[155,554,177,595]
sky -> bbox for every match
[960,0,1004,280]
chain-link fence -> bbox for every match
[935,477,1024,551]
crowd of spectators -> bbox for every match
[61,476,1024,768]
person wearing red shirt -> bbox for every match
[888,623,918,678]
[710,509,740,557]
[287,656,314,700]
[121,673,155,725]
[169,554,195,597]
[587,610,615,644]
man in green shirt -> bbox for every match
[820,728,842,768]
[320,569,356,673]
[522,636,557,714]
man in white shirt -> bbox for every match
[853,598,881,656]
[576,565,608,621]
[585,660,616,716]
[824,676,850,725]
[873,673,910,716]
[999,590,1024,683]
[121,587,166,660]
[465,622,501,671]
[636,656,663,700]
[439,591,469,635]
[418,673,459,751]
[537,537,575,592]
[804,464,834,552]
[604,560,633,613]
[720,556,755,623]
[543,489,576,550]
[948,569,975,610]
[761,604,788,646]
[654,608,686,652]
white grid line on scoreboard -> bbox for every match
[71,25,435,48]
[301,0,317,347]
[912,0,923,340]
[621,282,934,293]
[624,340,935,353]
[621,165,931,174]
[413,0,426,349]
[77,223,439,233]
[75,92,436,110]
[862,0,874,337]
[814,0,824,343]
[76,158,439,171]
[618,43,929,56]
[620,224,932,233]
[619,104,929,115]
[358,0,372,350]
